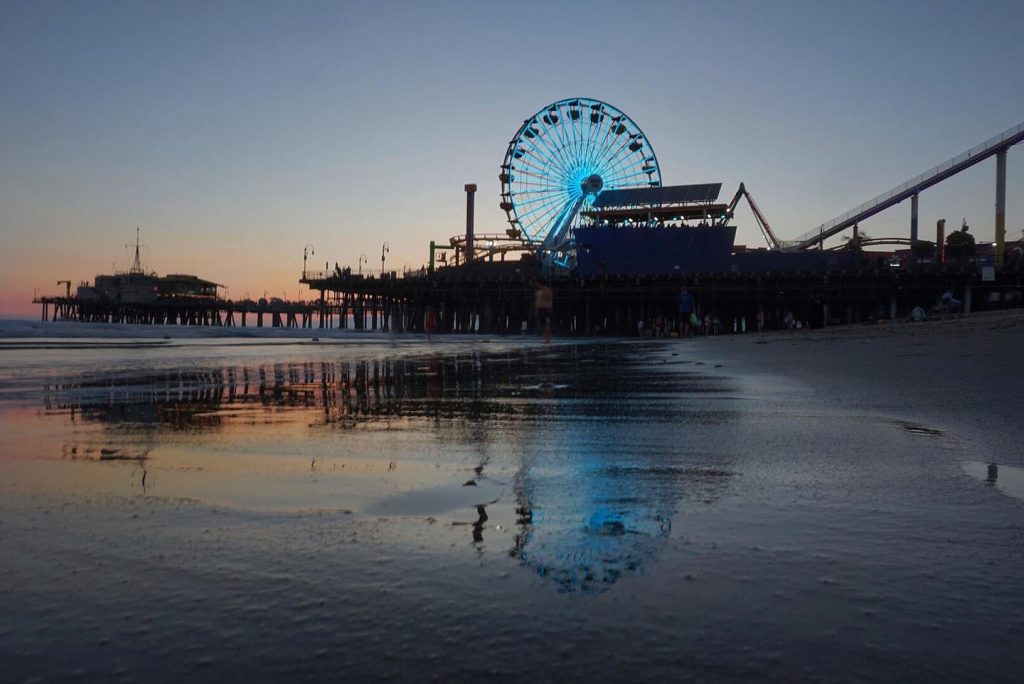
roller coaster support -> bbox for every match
[726,183,781,250]
[910,194,919,270]
[996,148,1007,268]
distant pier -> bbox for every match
[35,295,320,329]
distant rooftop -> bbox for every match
[161,274,223,288]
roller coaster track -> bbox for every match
[787,120,1024,250]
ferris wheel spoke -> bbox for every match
[578,104,596,163]
[512,157,561,181]
[605,150,658,187]
[513,187,571,199]
[524,122,573,176]
[516,130,571,178]
[589,137,626,180]
[539,105,579,172]
[539,153,573,190]
[592,129,636,171]
[600,152,647,184]
[572,114,591,168]
[541,121,576,177]
[509,163,569,185]
[516,186,573,218]
[527,134,567,172]
[603,163,651,181]
[592,137,638,182]
[581,103,607,169]
[601,170,651,189]
[559,106,582,173]
[582,111,620,171]
[517,196,574,232]
[553,135,582,175]
[516,177,566,195]
[575,113,590,171]
[515,184,571,211]
[533,200,577,240]
[517,186,572,215]
[554,104,574,159]
[530,202,567,230]
[517,194,569,216]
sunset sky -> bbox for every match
[2,0,1023,317]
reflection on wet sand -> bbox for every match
[510,459,732,593]
[23,344,738,591]
[963,460,1024,502]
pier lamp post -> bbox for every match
[303,244,315,278]
[381,241,390,276]
[358,254,367,275]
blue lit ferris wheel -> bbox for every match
[499,98,661,256]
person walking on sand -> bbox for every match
[676,286,695,336]
[535,281,553,343]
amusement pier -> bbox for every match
[36,99,1024,334]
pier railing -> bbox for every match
[302,270,329,281]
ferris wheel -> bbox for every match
[499,98,661,252]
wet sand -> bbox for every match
[2,318,1023,682]
[687,309,1024,468]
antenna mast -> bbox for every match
[128,227,144,273]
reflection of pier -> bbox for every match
[43,342,736,591]
[44,353,500,431]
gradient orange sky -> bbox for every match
[3,1,1022,317]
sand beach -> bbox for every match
[1,314,1023,682]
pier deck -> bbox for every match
[34,259,1023,335]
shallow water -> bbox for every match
[2,332,1023,681]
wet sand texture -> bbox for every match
[1,315,1024,681]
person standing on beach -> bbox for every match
[677,286,695,336]
[535,281,553,343]
[424,305,438,340]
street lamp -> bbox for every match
[381,241,390,276]
[358,254,367,275]
[303,244,315,278]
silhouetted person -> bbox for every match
[424,305,438,340]
[535,281,553,343]
[676,286,695,336]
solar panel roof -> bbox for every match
[593,183,722,208]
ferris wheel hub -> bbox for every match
[581,174,604,200]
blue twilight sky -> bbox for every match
[2,0,1023,314]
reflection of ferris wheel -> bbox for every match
[499,98,662,251]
